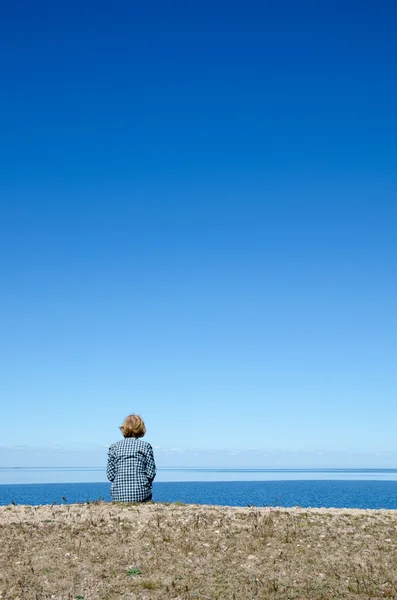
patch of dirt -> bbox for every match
[0,502,396,599]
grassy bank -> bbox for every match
[0,502,396,599]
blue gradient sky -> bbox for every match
[1,1,396,467]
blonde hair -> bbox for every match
[120,414,146,438]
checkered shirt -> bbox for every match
[106,437,156,502]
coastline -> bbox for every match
[0,502,396,599]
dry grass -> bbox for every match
[0,502,396,599]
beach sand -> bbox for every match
[0,502,396,599]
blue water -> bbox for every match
[1,479,397,509]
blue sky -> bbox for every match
[1,1,396,468]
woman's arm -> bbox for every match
[145,444,156,483]
[106,448,116,482]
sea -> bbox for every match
[1,468,397,509]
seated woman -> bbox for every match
[106,414,156,502]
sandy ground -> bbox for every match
[0,502,396,599]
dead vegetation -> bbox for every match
[0,502,396,599]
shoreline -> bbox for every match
[2,501,397,512]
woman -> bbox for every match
[106,414,156,502]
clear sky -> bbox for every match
[1,1,396,468]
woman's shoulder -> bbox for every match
[134,438,153,450]
[109,438,152,451]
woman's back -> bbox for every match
[106,415,156,502]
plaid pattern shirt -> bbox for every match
[106,437,156,502]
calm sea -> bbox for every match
[1,468,397,509]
